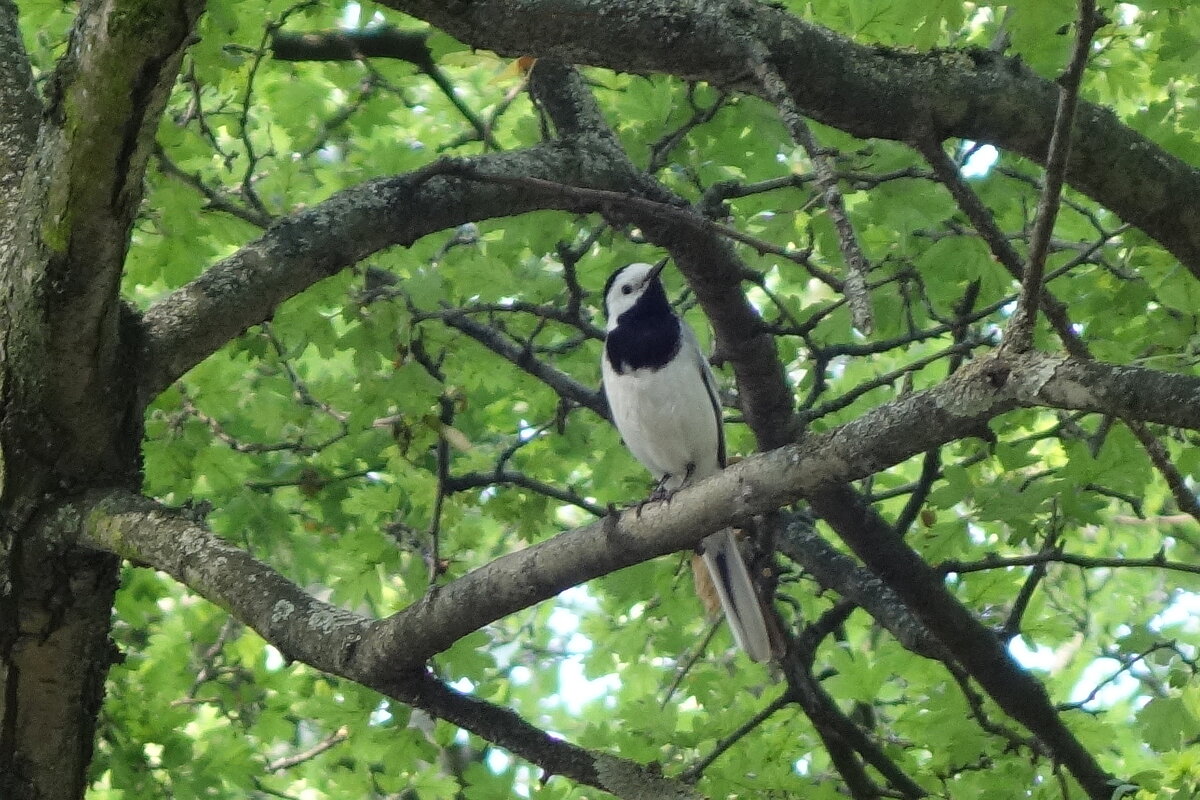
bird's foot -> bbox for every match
[634,496,656,517]
[634,478,675,517]
[650,472,678,501]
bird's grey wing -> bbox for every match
[681,323,726,470]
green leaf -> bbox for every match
[1137,697,1200,752]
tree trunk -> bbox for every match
[0,1,203,796]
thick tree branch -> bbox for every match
[63,491,701,800]
[137,144,627,402]
[776,514,949,662]
[271,26,433,64]
[380,0,1200,274]
[95,353,1200,668]
[784,662,927,799]
[393,673,702,800]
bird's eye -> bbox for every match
[621,284,633,295]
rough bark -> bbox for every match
[0,7,41,792]
[0,0,37,253]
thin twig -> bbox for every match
[445,470,605,517]
[946,664,1043,755]
[1058,643,1175,711]
[409,335,452,586]
[186,616,241,698]
[434,163,837,287]
[659,622,721,709]
[679,691,792,782]
[804,338,987,422]
[1001,513,1061,642]
[266,727,350,772]
[1127,423,1200,525]
[916,137,1097,359]
[938,550,1200,578]
[1007,0,1105,351]
[749,49,873,332]
[153,145,273,228]
[648,84,729,174]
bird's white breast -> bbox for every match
[602,347,721,490]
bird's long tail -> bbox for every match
[699,529,774,662]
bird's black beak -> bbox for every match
[647,257,669,283]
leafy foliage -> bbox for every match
[11,0,1198,798]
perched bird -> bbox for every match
[601,260,773,663]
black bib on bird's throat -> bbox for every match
[605,279,681,373]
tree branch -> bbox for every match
[749,48,873,332]
[783,661,927,799]
[266,727,349,773]
[445,469,606,517]
[806,485,1115,798]
[61,490,702,800]
[680,691,791,782]
[136,144,620,403]
[776,514,949,662]
[415,304,609,419]
[94,352,1200,669]
[153,144,274,229]
[939,550,1200,578]
[271,26,432,64]
[1007,0,1105,351]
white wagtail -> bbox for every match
[601,260,773,662]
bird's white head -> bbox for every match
[602,259,669,331]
